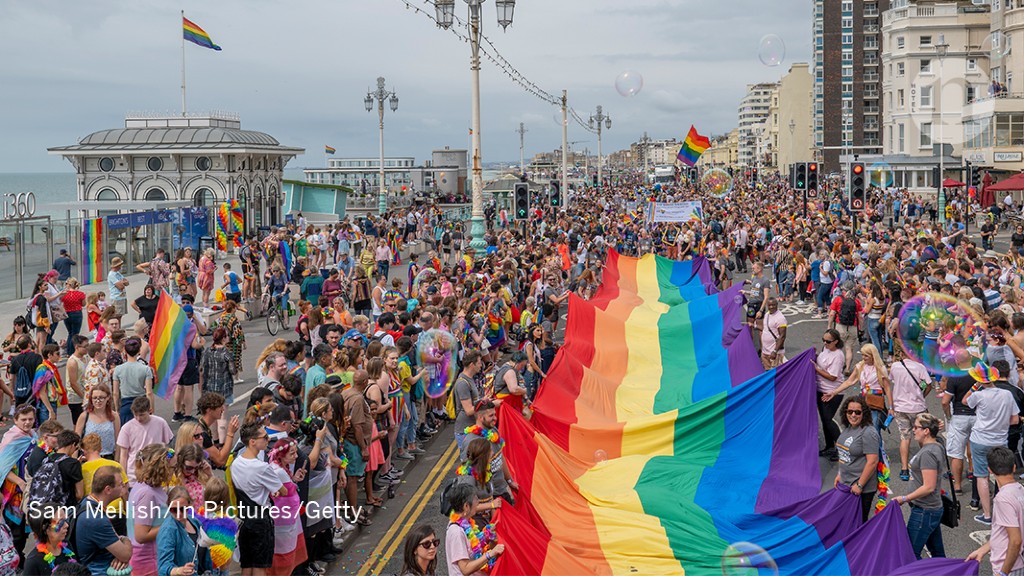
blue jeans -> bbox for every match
[36,400,52,422]
[398,401,418,449]
[63,311,83,356]
[906,505,945,559]
[120,397,136,426]
[455,431,467,454]
[377,260,390,280]
[816,283,832,311]
[866,316,884,357]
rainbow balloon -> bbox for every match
[229,199,243,248]
[493,251,976,576]
[216,202,230,251]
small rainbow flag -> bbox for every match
[677,125,711,167]
[325,145,336,155]
[82,218,103,285]
[150,290,198,400]
[183,16,222,51]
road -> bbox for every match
[338,228,1015,575]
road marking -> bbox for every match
[969,530,990,545]
[789,318,827,327]
[356,440,459,576]
[230,388,256,407]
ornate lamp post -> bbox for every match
[588,106,611,188]
[365,77,399,215]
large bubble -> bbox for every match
[615,71,644,97]
[896,292,987,377]
[869,162,894,189]
[721,542,778,576]
[416,329,459,398]
[981,32,1012,61]
[702,168,734,198]
[758,35,786,67]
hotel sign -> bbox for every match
[995,152,1023,162]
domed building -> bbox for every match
[49,113,304,234]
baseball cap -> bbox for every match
[343,328,364,341]
[403,325,423,337]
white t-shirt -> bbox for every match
[760,310,787,354]
[230,454,284,507]
[967,386,1018,446]
[817,348,845,393]
[889,359,930,413]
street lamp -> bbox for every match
[365,76,399,215]
[788,119,796,174]
[588,106,611,188]
[935,33,949,223]
[435,0,515,250]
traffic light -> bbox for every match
[850,162,866,211]
[689,167,699,182]
[513,182,529,220]
[807,162,819,198]
[549,180,561,208]
[794,162,807,190]
[751,168,759,183]
[969,163,981,188]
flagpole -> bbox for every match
[181,10,187,116]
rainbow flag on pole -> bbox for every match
[149,291,197,400]
[492,251,976,576]
[325,145,336,155]
[183,16,222,51]
[82,218,103,285]
[677,125,711,167]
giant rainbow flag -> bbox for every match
[82,218,103,285]
[494,251,978,576]
[150,290,197,400]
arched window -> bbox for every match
[96,188,118,218]
[145,188,166,201]
[192,188,216,207]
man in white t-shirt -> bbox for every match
[231,423,286,573]
[115,397,172,485]
[965,365,1021,524]
[967,446,1024,576]
[888,347,931,481]
[760,298,786,369]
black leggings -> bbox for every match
[817,394,843,450]
[859,491,877,523]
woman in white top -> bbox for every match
[824,343,893,434]
[888,342,932,480]
[813,328,846,461]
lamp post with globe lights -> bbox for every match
[434,0,516,250]
[589,106,611,188]
[365,77,399,215]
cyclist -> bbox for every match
[267,265,290,317]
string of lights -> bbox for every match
[395,0,599,134]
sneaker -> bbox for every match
[395,452,415,461]
[899,470,910,482]
[974,514,992,525]
[383,468,404,478]
[408,447,426,454]
[417,432,432,442]
[306,563,323,576]
[171,412,184,422]
[969,499,981,511]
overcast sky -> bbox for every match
[0,0,811,173]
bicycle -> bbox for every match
[266,294,290,336]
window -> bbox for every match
[842,51,854,62]
[920,59,932,73]
[897,62,905,77]
[920,123,932,147]
[920,35,932,47]
[967,85,976,104]
[897,37,905,49]
[144,188,166,201]
[842,82,854,95]
[842,33,853,44]
[192,188,216,207]
[842,65,854,78]
[842,17,853,29]
[898,124,905,153]
[921,86,933,107]
[147,157,163,172]
[842,0,853,11]
[98,157,114,172]
[967,58,978,72]
[195,156,212,171]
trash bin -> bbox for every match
[199,236,215,260]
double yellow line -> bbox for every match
[356,440,459,576]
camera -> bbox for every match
[292,415,325,442]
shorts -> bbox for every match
[970,441,999,478]
[113,299,128,316]
[836,324,858,351]
[895,411,923,441]
[238,516,275,568]
[746,301,763,319]
[226,292,241,303]
[180,356,200,386]
[947,415,975,460]
[344,439,367,478]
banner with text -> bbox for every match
[649,201,703,223]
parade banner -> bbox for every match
[649,200,703,223]
[494,251,975,576]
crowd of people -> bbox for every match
[0,170,1022,576]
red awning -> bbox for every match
[985,172,1024,192]
[942,178,966,187]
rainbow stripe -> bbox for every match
[183,16,221,51]
[149,290,198,400]
[216,202,230,251]
[82,218,104,285]
[325,145,336,155]
[229,199,243,248]
[494,251,974,576]
[677,125,711,167]
[279,240,292,274]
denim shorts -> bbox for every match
[970,441,999,478]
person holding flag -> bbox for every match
[32,344,67,422]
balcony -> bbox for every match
[864,24,879,33]
[864,57,879,66]
[864,139,881,147]
[864,8,879,16]
[864,90,879,99]
[864,73,880,82]
[865,122,880,131]
[864,105,880,114]
[864,42,879,51]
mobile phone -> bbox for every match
[883,414,894,429]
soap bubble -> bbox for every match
[721,542,778,576]
[416,329,458,398]
[702,168,734,198]
[981,33,1011,61]
[758,35,786,67]
[615,71,644,97]
[896,292,987,377]
[734,294,744,305]
[593,449,608,463]
[552,112,568,127]
[869,162,894,188]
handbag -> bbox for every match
[864,393,886,412]
[939,441,961,528]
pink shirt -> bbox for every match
[859,363,882,395]
[991,482,1024,574]
[889,359,929,413]
[116,416,173,484]
[128,483,166,576]
[446,522,487,576]
[760,310,787,354]
[817,348,845,393]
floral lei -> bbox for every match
[36,439,55,454]
[35,542,75,569]
[448,511,498,572]
[456,461,491,485]
[463,425,504,451]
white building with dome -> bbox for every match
[49,112,304,233]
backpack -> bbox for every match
[438,476,459,516]
[838,296,857,326]
[24,296,38,330]
[13,364,32,401]
[27,453,70,507]
[442,231,452,245]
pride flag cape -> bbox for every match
[279,240,292,274]
[494,251,977,576]
[150,290,198,400]
[183,16,222,51]
[82,218,103,285]
[677,125,711,167]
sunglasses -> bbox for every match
[192,432,204,439]
[419,539,441,550]
[822,339,835,344]
[845,409,863,415]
